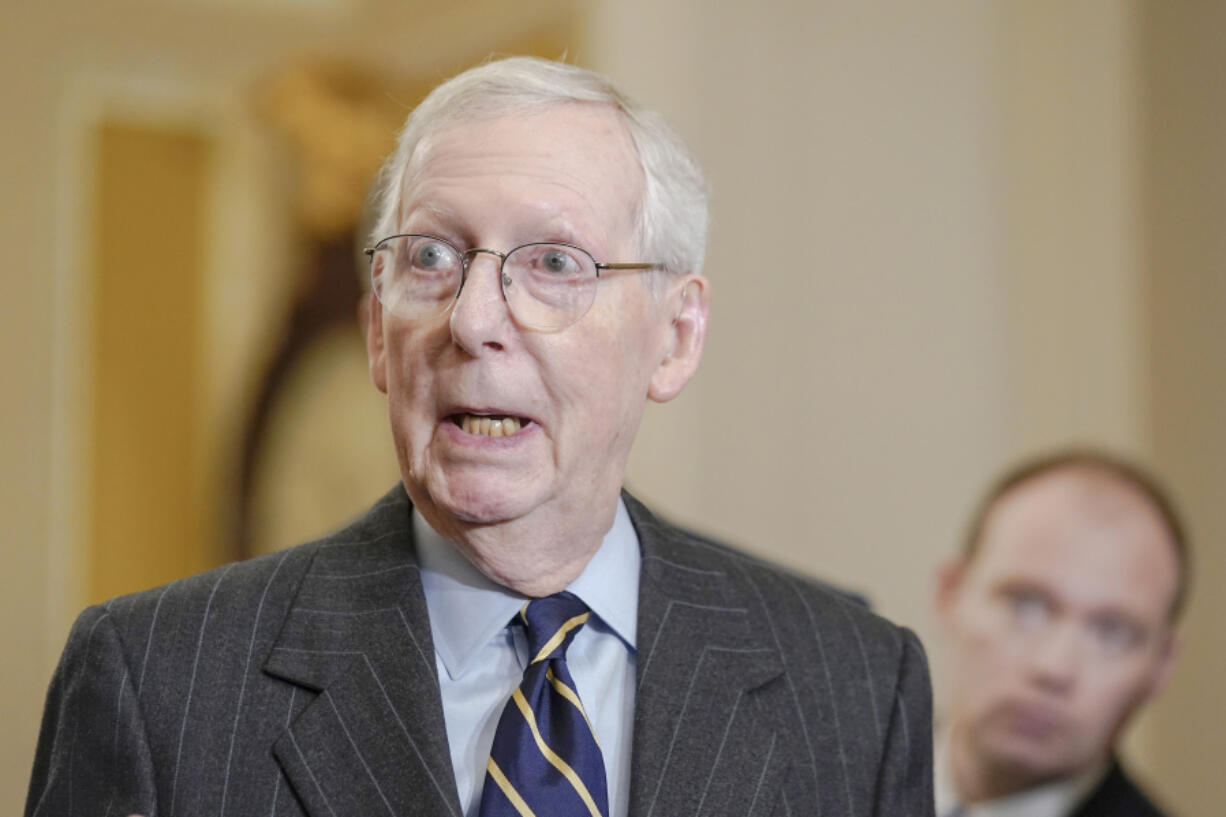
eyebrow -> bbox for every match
[994,578,1054,598]
[400,200,458,228]
[399,206,599,254]
[531,219,591,250]
[1086,606,1148,633]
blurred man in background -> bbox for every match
[935,450,1187,817]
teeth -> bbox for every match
[458,414,523,437]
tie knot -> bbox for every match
[520,591,591,665]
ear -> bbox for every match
[1141,629,1182,702]
[363,290,388,394]
[647,274,710,403]
[935,558,969,627]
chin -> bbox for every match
[427,474,551,527]
[980,732,1084,784]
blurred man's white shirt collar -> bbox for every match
[415,497,639,817]
[934,729,1108,817]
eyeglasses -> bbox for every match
[364,234,661,331]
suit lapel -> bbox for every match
[263,488,463,817]
[625,495,786,817]
[259,489,787,817]
[1069,761,1160,817]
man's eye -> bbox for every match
[540,249,578,275]
[1005,591,1050,628]
[1091,617,1140,652]
[413,241,454,269]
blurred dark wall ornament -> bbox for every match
[232,61,419,560]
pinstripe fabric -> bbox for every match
[625,496,933,817]
[26,486,934,817]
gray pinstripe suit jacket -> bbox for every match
[27,487,934,817]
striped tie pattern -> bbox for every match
[479,592,609,817]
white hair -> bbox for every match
[370,57,709,277]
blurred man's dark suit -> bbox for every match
[1071,762,1169,817]
[27,487,933,817]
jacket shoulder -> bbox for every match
[97,484,412,660]
[624,492,934,814]
[99,539,318,648]
[624,491,923,675]
[701,529,921,673]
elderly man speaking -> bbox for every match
[27,58,933,817]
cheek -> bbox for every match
[954,598,1003,654]
[961,635,1017,682]
[542,316,657,422]
[952,607,1029,685]
[1065,692,1140,754]
[382,327,442,440]
[543,353,637,455]
[1076,665,1155,726]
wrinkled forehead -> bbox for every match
[398,103,645,240]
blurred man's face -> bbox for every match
[938,469,1180,792]
[366,103,701,556]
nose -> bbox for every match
[1027,622,1080,694]
[449,251,513,354]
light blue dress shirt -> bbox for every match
[415,499,640,817]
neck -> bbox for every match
[416,493,618,597]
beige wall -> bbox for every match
[1141,1,1226,809]
[0,9,61,809]
[602,0,1012,662]
[2,1,1221,813]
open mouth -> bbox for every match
[449,413,533,438]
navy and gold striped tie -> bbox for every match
[479,592,609,817]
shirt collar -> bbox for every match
[415,498,641,681]
[935,727,1109,817]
